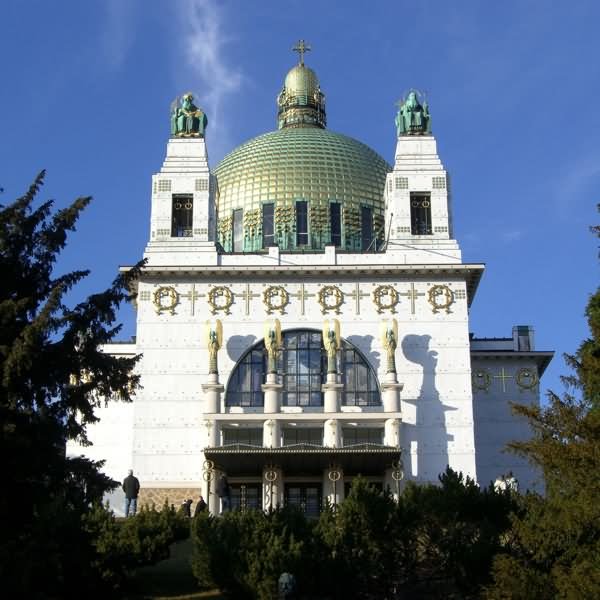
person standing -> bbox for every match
[194,495,207,516]
[216,474,231,513]
[122,469,140,517]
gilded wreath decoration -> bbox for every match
[318,285,344,314]
[153,286,179,315]
[516,368,538,390]
[373,285,399,314]
[428,284,454,314]
[263,285,289,314]
[472,369,491,391]
[207,286,234,315]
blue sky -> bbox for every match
[1,0,599,398]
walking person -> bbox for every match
[122,469,140,517]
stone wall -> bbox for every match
[138,487,201,510]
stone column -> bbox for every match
[384,418,400,447]
[203,418,221,447]
[323,418,341,448]
[262,373,283,414]
[201,460,220,514]
[202,373,224,413]
[322,373,344,413]
[263,418,281,448]
[262,465,283,511]
[381,372,403,413]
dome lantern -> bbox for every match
[277,40,326,130]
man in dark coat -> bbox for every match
[122,469,140,517]
[215,474,231,513]
[194,495,207,516]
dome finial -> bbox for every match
[292,39,311,66]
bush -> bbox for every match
[83,501,191,594]
[191,507,315,600]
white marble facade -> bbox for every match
[68,118,551,512]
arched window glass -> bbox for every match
[225,329,380,408]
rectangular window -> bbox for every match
[233,208,244,252]
[222,428,263,447]
[296,200,308,246]
[330,203,341,246]
[361,206,373,251]
[410,193,432,235]
[342,428,384,447]
[171,194,193,237]
[282,428,323,446]
[262,203,275,248]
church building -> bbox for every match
[68,43,552,514]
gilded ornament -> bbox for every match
[516,368,538,390]
[373,285,399,314]
[207,286,234,315]
[472,369,491,391]
[318,285,344,314]
[323,319,341,373]
[205,319,223,375]
[428,284,454,314]
[263,285,289,315]
[153,286,179,315]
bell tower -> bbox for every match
[384,91,461,264]
[145,93,218,267]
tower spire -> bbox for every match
[292,39,311,66]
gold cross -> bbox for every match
[292,283,315,316]
[181,284,203,316]
[399,283,425,314]
[292,39,311,65]
[493,368,514,393]
[348,282,370,314]
[241,283,261,316]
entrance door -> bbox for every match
[231,484,262,511]
[285,484,322,517]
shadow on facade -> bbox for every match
[401,334,454,481]
[226,334,257,363]
[347,334,380,372]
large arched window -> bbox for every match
[225,329,380,408]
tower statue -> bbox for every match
[395,90,431,136]
[323,319,340,374]
[206,319,223,375]
[264,319,282,374]
[380,318,398,374]
[171,93,208,137]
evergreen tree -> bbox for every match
[485,208,600,599]
[0,172,141,598]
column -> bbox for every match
[381,376,403,413]
[263,418,281,448]
[203,418,221,447]
[322,465,344,507]
[262,465,283,511]
[384,418,400,447]
[322,373,344,413]
[201,460,220,514]
[262,373,283,413]
[202,374,224,413]
[323,418,341,448]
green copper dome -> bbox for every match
[214,52,391,253]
